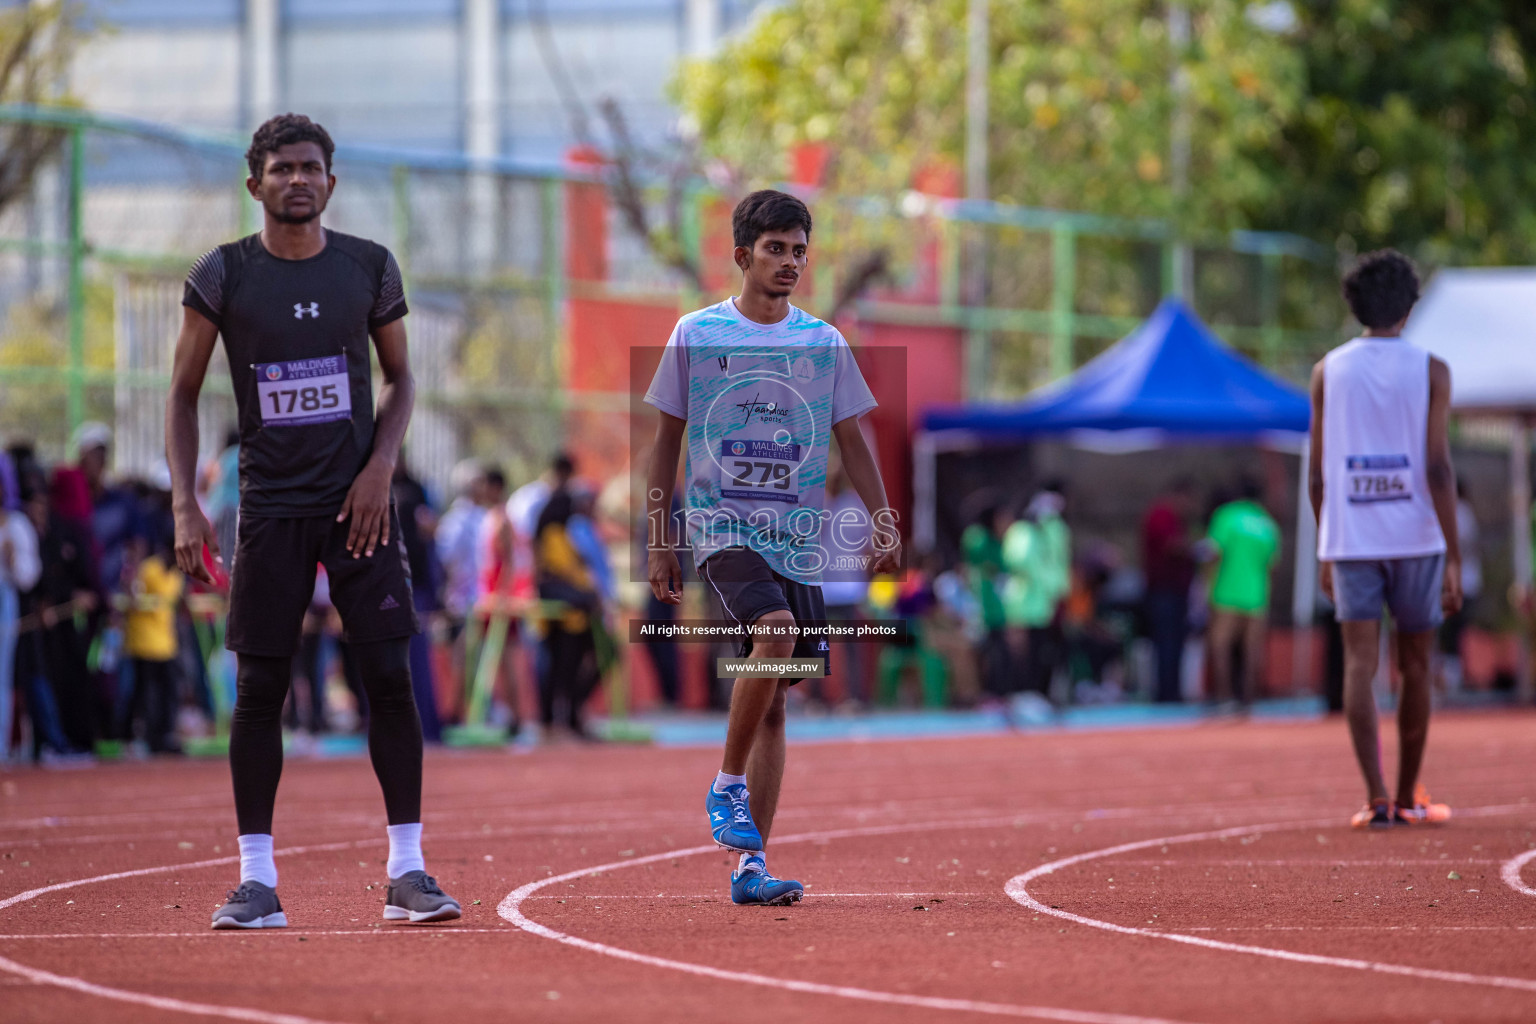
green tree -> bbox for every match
[0,1,84,217]
[677,0,1304,235]
[1258,1,1536,264]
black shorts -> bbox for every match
[226,509,419,658]
[698,546,829,682]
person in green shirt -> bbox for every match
[1204,477,1281,709]
[1001,483,1072,706]
[960,506,1010,699]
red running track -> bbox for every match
[2,711,1536,1023]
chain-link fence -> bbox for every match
[0,105,1342,494]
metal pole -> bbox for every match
[1050,223,1076,379]
[1167,1,1193,301]
[964,0,989,205]
[963,0,989,399]
[66,124,84,437]
[391,164,411,283]
[1260,249,1282,367]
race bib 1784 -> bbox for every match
[254,356,352,426]
[1345,454,1411,504]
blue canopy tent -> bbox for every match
[922,298,1310,439]
[912,298,1318,677]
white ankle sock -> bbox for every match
[738,852,765,874]
[713,771,747,794]
[386,822,425,879]
[237,833,277,889]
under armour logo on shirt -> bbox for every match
[379,594,400,611]
[294,302,320,319]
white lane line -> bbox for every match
[1501,849,1536,898]
[525,891,987,901]
[0,838,372,913]
[499,818,1207,1024]
[1106,859,1503,867]
[0,929,511,939]
[1005,812,1536,995]
[0,953,347,1024]
[0,838,389,1024]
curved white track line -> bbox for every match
[1501,849,1536,898]
[1006,814,1536,994]
[0,954,345,1024]
[500,817,1204,1024]
[0,838,375,1024]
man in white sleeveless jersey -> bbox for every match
[1308,250,1461,829]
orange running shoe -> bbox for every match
[1393,785,1451,826]
[1351,800,1393,829]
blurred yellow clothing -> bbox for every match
[125,555,183,662]
[536,525,593,633]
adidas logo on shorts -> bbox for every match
[379,594,400,611]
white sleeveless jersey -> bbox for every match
[1318,337,1445,561]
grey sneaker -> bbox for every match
[383,871,461,923]
[211,881,287,930]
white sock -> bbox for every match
[738,852,765,874]
[386,822,425,879]
[237,833,277,889]
[713,771,747,794]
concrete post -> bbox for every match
[464,0,500,274]
[244,0,279,130]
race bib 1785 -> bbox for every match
[254,356,352,426]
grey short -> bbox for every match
[1332,554,1445,633]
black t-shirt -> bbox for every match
[183,230,407,517]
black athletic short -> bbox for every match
[225,508,419,658]
[698,546,829,682]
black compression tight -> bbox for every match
[229,638,422,835]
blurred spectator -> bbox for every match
[960,506,1010,703]
[437,460,489,627]
[0,469,41,763]
[1061,542,1128,702]
[534,489,601,738]
[818,463,872,708]
[392,460,443,743]
[635,488,683,706]
[476,467,526,735]
[1438,477,1480,691]
[121,525,184,754]
[28,480,99,752]
[508,452,574,544]
[1142,477,1198,703]
[1203,477,1280,709]
[0,448,19,514]
[872,556,946,708]
[201,428,241,569]
[290,568,338,735]
[1003,483,1072,707]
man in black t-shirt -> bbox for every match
[167,113,459,929]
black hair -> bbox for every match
[1342,249,1420,330]
[536,490,574,539]
[246,113,335,180]
[551,452,575,479]
[484,466,506,491]
[732,189,813,249]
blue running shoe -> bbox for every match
[731,856,803,906]
[706,781,763,852]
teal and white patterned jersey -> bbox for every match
[644,299,877,585]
